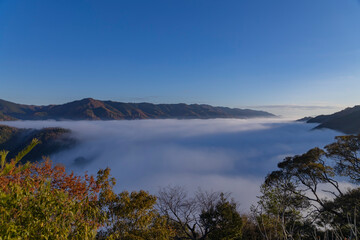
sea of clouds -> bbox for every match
[1,119,341,211]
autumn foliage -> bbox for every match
[0,139,172,239]
[0,139,108,239]
[0,138,252,240]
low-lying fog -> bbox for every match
[2,119,340,211]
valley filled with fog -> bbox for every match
[1,119,340,211]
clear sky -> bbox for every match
[0,0,359,116]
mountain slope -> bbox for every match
[307,105,360,134]
[0,98,275,120]
[0,125,76,162]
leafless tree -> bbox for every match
[157,186,236,240]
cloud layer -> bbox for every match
[1,119,340,211]
[247,105,343,118]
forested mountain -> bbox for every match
[307,105,360,134]
[0,98,274,120]
[0,125,76,162]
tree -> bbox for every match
[253,172,313,240]
[266,147,345,222]
[157,186,243,239]
[1,138,175,240]
[321,188,360,238]
[99,190,174,240]
[201,193,243,240]
[0,139,109,239]
[240,214,263,240]
[326,135,360,184]
[260,134,360,239]
[0,180,99,239]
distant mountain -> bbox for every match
[0,125,76,162]
[0,98,275,120]
[296,117,313,122]
[307,105,360,134]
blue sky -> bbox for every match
[0,0,359,116]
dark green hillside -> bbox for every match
[0,125,18,144]
[307,105,360,134]
[0,125,76,162]
[0,98,275,120]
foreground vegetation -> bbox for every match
[1,135,360,239]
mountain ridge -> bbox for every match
[0,98,275,121]
[307,105,360,134]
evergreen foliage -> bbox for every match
[254,134,360,239]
